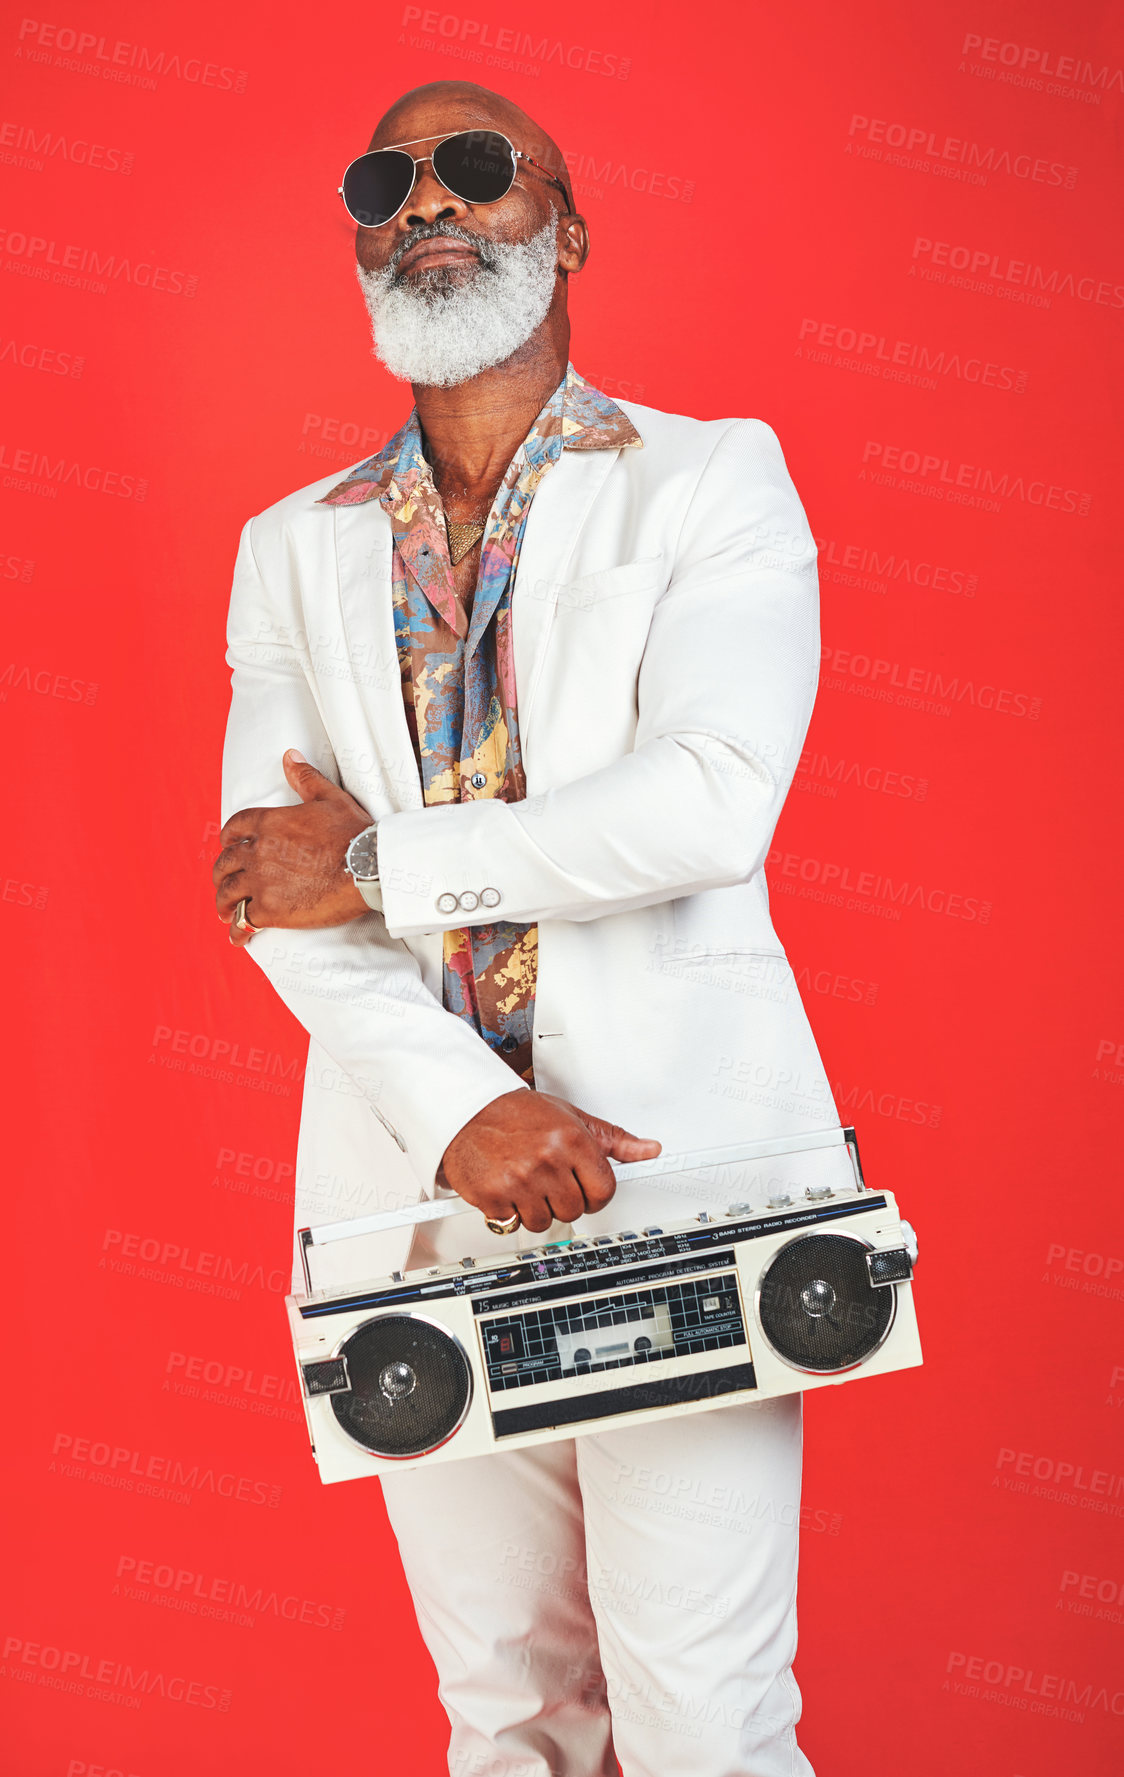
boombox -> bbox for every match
[285,1126,921,1483]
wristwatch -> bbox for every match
[344,823,383,912]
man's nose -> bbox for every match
[399,159,469,228]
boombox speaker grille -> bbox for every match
[758,1234,894,1372]
[331,1315,472,1458]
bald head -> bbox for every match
[370,80,573,212]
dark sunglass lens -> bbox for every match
[433,131,515,205]
[342,151,415,226]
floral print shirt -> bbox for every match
[318,362,643,1083]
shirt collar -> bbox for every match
[316,361,643,508]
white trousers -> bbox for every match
[379,1393,816,1777]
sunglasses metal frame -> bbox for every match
[338,129,572,227]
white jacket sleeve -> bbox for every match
[376,418,819,937]
[220,515,528,1195]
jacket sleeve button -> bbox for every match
[458,890,480,912]
[480,886,501,908]
[436,892,458,913]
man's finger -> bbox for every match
[515,1197,554,1235]
[542,1174,586,1225]
[573,1108,661,1164]
[571,1144,619,1216]
[219,809,266,849]
[211,840,255,888]
[283,748,338,802]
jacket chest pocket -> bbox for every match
[543,553,667,673]
[528,556,667,772]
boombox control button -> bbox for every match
[805,1185,834,1201]
[593,1236,615,1246]
[642,1226,664,1237]
[696,1212,713,1224]
[460,1257,476,1268]
[618,1230,639,1241]
[769,1191,792,1207]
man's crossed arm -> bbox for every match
[213,746,661,1234]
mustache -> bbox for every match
[388,221,497,279]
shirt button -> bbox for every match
[458,890,479,912]
[469,772,487,790]
[500,1035,519,1054]
[480,887,501,908]
[436,892,458,914]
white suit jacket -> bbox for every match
[220,400,841,1287]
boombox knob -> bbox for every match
[900,1220,919,1264]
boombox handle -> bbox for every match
[300,1125,865,1251]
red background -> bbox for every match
[3,1,1122,1772]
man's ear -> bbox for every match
[559,215,590,275]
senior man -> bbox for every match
[215,78,838,1777]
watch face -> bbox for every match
[348,830,378,880]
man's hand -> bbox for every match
[436,1090,662,1234]
[214,750,372,945]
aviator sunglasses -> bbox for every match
[339,129,572,228]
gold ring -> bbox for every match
[232,898,261,937]
[484,1210,522,1237]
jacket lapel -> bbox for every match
[329,439,624,804]
[510,446,622,759]
[331,500,424,814]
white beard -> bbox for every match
[355,215,560,388]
